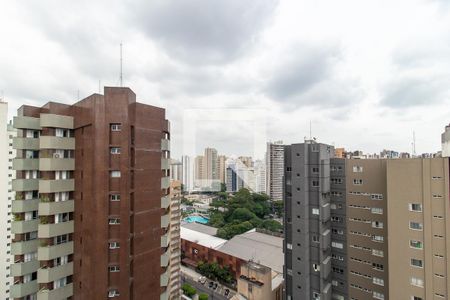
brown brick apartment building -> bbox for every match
[10,87,176,299]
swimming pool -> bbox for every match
[184,216,209,224]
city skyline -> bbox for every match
[1,1,450,159]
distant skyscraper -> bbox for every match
[170,159,183,181]
[0,102,15,300]
[194,155,204,185]
[218,155,227,185]
[181,155,192,192]
[442,124,450,157]
[254,160,266,193]
[266,141,284,201]
[204,147,219,180]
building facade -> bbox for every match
[181,155,192,192]
[266,141,284,201]
[284,141,339,300]
[10,87,174,299]
[1,102,15,300]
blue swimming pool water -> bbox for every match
[184,216,209,224]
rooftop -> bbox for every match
[217,229,283,273]
[180,227,226,249]
[181,222,218,236]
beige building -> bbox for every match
[232,261,283,300]
[346,157,450,300]
[218,155,227,184]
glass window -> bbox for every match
[110,171,121,178]
[410,222,423,230]
[110,124,122,131]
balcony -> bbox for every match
[38,221,74,238]
[12,199,39,213]
[39,136,75,150]
[160,290,169,300]
[11,240,39,255]
[11,260,40,276]
[161,177,170,189]
[13,137,39,150]
[161,196,170,209]
[160,268,170,287]
[13,158,39,170]
[12,178,39,192]
[11,219,39,234]
[161,214,170,228]
[37,283,73,300]
[13,116,41,130]
[40,114,74,129]
[161,232,169,248]
[321,256,332,279]
[38,241,74,261]
[39,158,74,171]
[10,280,38,298]
[321,229,331,250]
[161,250,170,267]
[39,179,74,193]
[161,139,170,151]
[39,200,74,216]
[38,262,73,283]
[161,158,170,170]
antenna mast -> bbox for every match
[120,43,123,87]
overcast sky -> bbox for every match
[1,0,450,159]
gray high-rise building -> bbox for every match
[284,141,347,300]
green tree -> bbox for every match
[182,283,196,297]
[261,219,283,232]
[199,294,209,300]
[208,211,225,227]
[230,208,256,222]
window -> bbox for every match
[110,194,120,201]
[312,292,320,300]
[372,249,384,257]
[313,264,320,272]
[24,252,37,262]
[371,207,383,214]
[372,221,383,229]
[372,263,384,271]
[312,208,319,215]
[55,234,68,245]
[110,124,121,131]
[109,218,120,225]
[353,179,363,185]
[109,242,120,249]
[110,171,121,178]
[55,213,69,224]
[110,147,121,154]
[332,241,343,249]
[373,277,384,286]
[411,297,423,300]
[54,255,68,267]
[312,181,319,187]
[371,194,383,200]
[410,222,423,230]
[108,289,120,297]
[409,203,422,212]
[312,167,319,173]
[411,258,423,268]
[410,240,423,249]
[352,166,363,172]
[108,265,120,272]
[312,235,319,243]
[373,292,384,300]
[372,235,384,242]
[410,277,424,287]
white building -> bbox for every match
[181,155,192,192]
[170,159,183,181]
[266,141,284,201]
[0,102,15,300]
[254,159,266,194]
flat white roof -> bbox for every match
[181,227,227,249]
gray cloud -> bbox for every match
[381,76,450,108]
[130,0,278,65]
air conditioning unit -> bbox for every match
[53,153,61,158]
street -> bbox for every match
[181,275,231,300]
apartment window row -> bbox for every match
[373,263,384,271]
[409,203,422,212]
[331,191,343,197]
[350,270,372,279]
[373,277,384,286]
[332,267,344,274]
[372,249,384,257]
[332,228,344,235]
[332,241,344,249]
[349,204,370,210]
[331,216,344,223]
[350,230,371,238]
[350,244,371,252]
[331,166,343,171]
[349,217,371,224]
[350,283,372,294]
[331,253,344,261]
[331,178,343,184]
[350,256,371,266]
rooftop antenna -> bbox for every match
[120,42,123,87]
